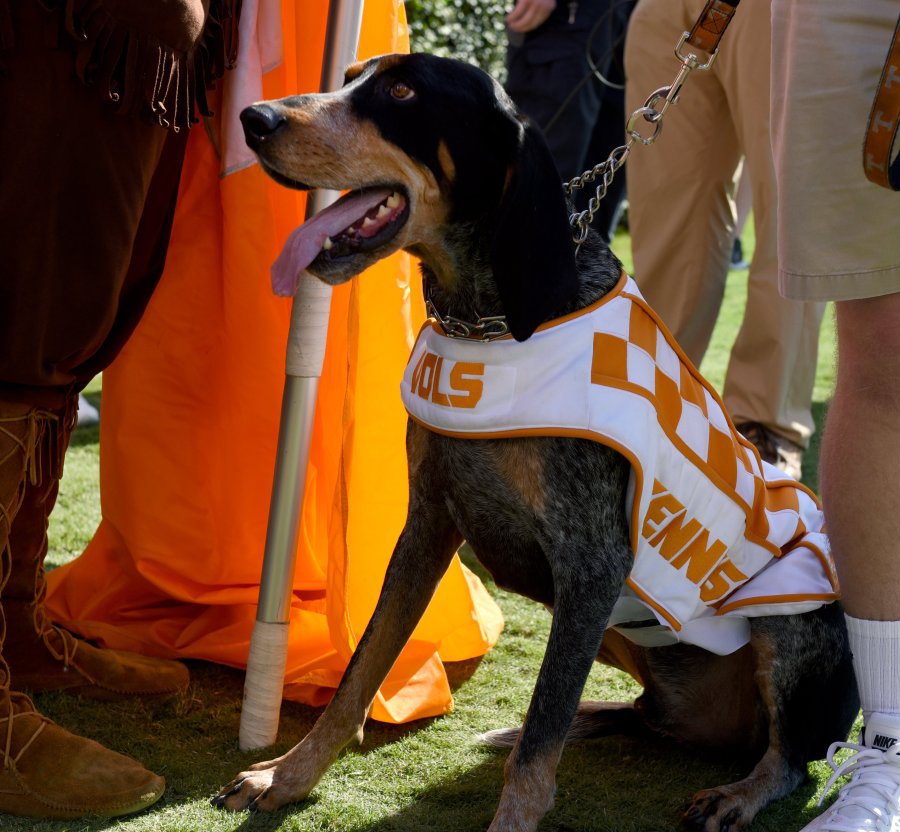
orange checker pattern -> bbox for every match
[590,292,779,547]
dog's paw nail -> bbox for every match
[210,778,246,809]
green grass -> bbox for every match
[18,226,844,832]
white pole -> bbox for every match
[238,0,366,752]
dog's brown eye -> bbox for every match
[390,81,415,101]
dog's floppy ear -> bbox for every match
[490,120,580,341]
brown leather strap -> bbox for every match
[864,14,900,190]
[686,0,740,54]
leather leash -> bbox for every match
[566,0,741,243]
[685,0,740,55]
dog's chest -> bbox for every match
[434,435,630,606]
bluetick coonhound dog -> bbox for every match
[214,54,858,831]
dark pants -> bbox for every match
[505,0,636,241]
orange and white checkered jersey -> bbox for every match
[401,273,838,656]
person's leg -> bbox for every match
[505,9,609,181]
[623,0,739,365]
[732,161,752,247]
[714,0,824,467]
[0,0,189,700]
[772,0,900,826]
[579,81,628,241]
[568,0,636,231]
[0,404,165,818]
[793,296,900,832]
[0,0,191,392]
[0,3,201,818]
[821,294,900,680]
[1,394,188,698]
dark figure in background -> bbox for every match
[505,0,636,241]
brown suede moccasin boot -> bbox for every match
[3,608,189,700]
[0,404,190,701]
[0,692,165,818]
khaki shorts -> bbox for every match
[771,0,900,301]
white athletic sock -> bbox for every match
[846,613,900,722]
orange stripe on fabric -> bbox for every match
[765,483,801,514]
[805,542,840,590]
[583,377,781,558]
[489,271,631,341]
[618,295,796,550]
[748,475,771,549]
[679,362,708,417]
[715,593,839,616]
[531,271,629,334]
[779,514,809,558]
[625,578,682,631]
[624,291,753,438]
[707,425,738,489]
[628,301,658,360]
[654,367,684,429]
[592,332,629,383]
[736,436,755,474]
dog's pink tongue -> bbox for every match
[271,188,394,296]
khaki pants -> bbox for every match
[771,0,900,301]
[623,0,824,447]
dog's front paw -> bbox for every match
[211,768,292,812]
[683,789,744,832]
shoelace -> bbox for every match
[816,740,900,831]
[1,693,50,767]
[43,621,81,673]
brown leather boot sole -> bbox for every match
[3,605,189,700]
[0,693,165,819]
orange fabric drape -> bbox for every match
[46,0,503,724]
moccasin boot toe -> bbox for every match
[2,607,189,699]
[0,693,165,819]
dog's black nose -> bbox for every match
[240,104,287,148]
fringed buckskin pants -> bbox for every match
[0,0,237,817]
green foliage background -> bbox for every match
[405,0,511,77]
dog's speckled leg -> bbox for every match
[213,490,463,812]
[487,546,630,832]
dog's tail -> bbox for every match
[479,701,640,748]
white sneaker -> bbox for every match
[802,713,900,831]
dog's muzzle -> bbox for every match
[240,104,287,149]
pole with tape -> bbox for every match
[238,0,366,752]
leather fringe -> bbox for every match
[192,0,241,121]
[1,0,241,131]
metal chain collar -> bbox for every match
[565,33,720,246]
[425,297,510,341]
